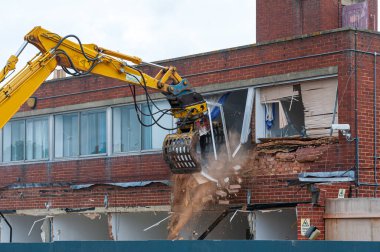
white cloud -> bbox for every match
[0,0,255,72]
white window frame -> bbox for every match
[1,116,50,163]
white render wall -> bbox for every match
[52,213,110,241]
[0,215,45,243]
[110,212,169,240]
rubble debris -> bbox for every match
[168,175,217,240]
[83,213,101,220]
[218,200,230,205]
[168,159,247,239]
[295,146,327,163]
[229,185,241,190]
[275,152,296,162]
[143,214,172,232]
[215,190,228,197]
[256,136,338,154]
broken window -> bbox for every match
[256,78,338,140]
[201,88,254,162]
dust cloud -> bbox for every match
[167,132,248,240]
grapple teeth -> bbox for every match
[163,132,201,174]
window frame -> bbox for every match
[255,78,339,141]
[2,116,50,163]
[111,100,174,155]
[54,111,80,159]
[54,108,108,159]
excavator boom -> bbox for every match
[0,26,209,174]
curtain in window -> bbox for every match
[55,114,79,158]
[26,118,49,160]
[113,106,140,153]
[3,120,25,162]
[81,111,106,155]
[301,79,338,137]
[141,104,152,150]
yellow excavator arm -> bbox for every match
[0,26,209,174]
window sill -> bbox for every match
[0,150,163,166]
[0,158,50,166]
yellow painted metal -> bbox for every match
[24,26,174,92]
[0,55,18,83]
[97,47,142,65]
[0,26,208,174]
[172,102,208,119]
[0,52,57,129]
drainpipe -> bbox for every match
[354,30,360,186]
[374,51,378,196]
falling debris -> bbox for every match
[144,215,172,232]
[168,154,248,239]
[168,174,217,240]
[83,213,101,220]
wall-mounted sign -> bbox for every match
[301,218,311,236]
[338,189,346,198]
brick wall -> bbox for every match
[256,0,377,43]
[2,29,380,240]
[257,0,341,42]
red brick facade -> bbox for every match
[2,26,380,240]
[256,0,378,43]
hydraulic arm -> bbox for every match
[0,26,209,174]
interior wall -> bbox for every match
[52,213,110,241]
[179,211,249,240]
[110,212,169,240]
[0,215,45,243]
[255,208,297,240]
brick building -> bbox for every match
[0,0,379,242]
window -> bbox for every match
[80,110,107,155]
[55,110,106,157]
[2,117,49,162]
[256,78,338,139]
[201,88,254,161]
[3,120,25,162]
[55,113,79,158]
[112,101,173,153]
[113,106,141,152]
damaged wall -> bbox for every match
[0,26,379,242]
[179,210,249,240]
[52,213,110,241]
[109,212,169,240]
[0,215,46,243]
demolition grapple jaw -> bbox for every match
[162,131,201,174]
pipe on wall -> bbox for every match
[354,30,360,186]
[374,51,378,196]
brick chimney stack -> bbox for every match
[256,0,378,43]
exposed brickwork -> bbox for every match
[2,28,380,240]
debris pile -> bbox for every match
[167,160,246,239]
